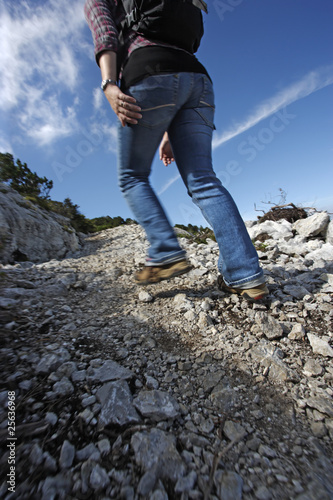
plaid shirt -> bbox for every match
[84,0,183,66]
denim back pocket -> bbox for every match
[128,74,178,129]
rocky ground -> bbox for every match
[0,215,332,500]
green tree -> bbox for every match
[0,152,138,235]
[0,152,53,199]
[88,215,137,232]
[58,198,94,233]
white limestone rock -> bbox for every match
[306,243,333,263]
[307,333,333,357]
[293,212,330,238]
[0,183,81,264]
[247,219,293,242]
[325,219,333,244]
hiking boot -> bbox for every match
[135,259,192,285]
[217,275,269,302]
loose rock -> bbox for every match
[1,212,333,499]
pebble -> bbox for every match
[76,443,101,462]
[59,440,75,469]
[303,359,323,377]
[89,464,110,491]
[214,470,243,500]
[97,438,111,456]
[52,377,74,395]
[1,217,333,499]
[133,389,180,421]
[307,333,333,357]
[96,380,141,428]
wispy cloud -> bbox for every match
[0,136,13,155]
[89,87,118,152]
[158,173,183,195]
[158,65,333,194]
[98,123,118,153]
[0,0,90,146]
[93,87,104,112]
[212,65,333,149]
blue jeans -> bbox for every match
[117,72,264,288]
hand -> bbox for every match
[104,84,142,127]
[159,132,175,166]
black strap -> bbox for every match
[121,0,208,31]
[192,0,208,14]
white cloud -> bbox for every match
[93,87,104,112]
[212,65,333,149]
[158,173,182,196]
[0,0,90,146]
[0,136,13,154]
[99,123,118,153]
[22,95,78,146]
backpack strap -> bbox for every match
[121,0,208,31]
[192,0,208,14]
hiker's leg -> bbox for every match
[117,75,185,265]
[168,73,264,288]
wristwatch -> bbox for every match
[101,79,118,91]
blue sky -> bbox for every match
[1,0,332,226]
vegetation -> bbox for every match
[89,216,137,232]
[0,153,136,234]
[0,152,217,238]
[6,154,314,242]
[254,188,310,223]
[0,153,53,199]
[257,203,308,224]
[175,223,216,244]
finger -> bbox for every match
[118,110,141,126]
[123,101,142,119]
[121,94,137,103]
[118,104,142,122]
[119,97,141,113]
[122,109,142,122]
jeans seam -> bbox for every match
[199,100,215,109]
[173,74,179,103]
[142,103,176,112]
[201,74,207,101]
[193,108,215,129]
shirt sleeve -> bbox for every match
[84,0,120,64]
